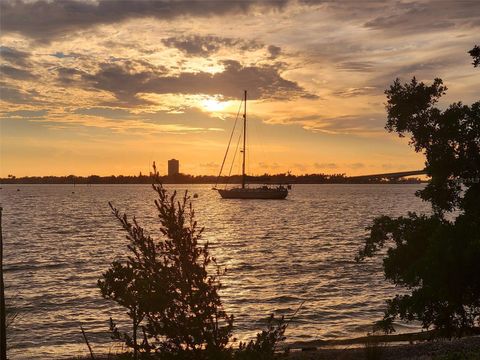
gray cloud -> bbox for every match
[65,59,317,105]
[56,67,86,86]
[162,35,262,56]
[369,56,466,89]
[267,45,282,60]
[300,0,480,36]
[0,0,289,41]
[73,107,134,119]
[0,64,37,81]
[337,61,374,72]
[0,46,31,67]
[0,109,47,119]
[0,82,42,104]
[363,1,480,34]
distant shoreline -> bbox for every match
[0,173,425,185]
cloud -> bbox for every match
[73,107,134,119]
[63,59,316,105]
[45,106,227,135]
[267,45,282,60]
[0,46,31,67]
[272,114,385,135]
[314,162,338,169]
[347,162,365,170]
[257,162,283,171]
[199,162,220,170]
[50,52,82,59]
[0,64,37,81]
[334,87,378,98]
[56,67,87,86]
[336,61,374,72]
[0,0,289,41]
[0,82,42,104]
[305,115,384,134]
[363,1,480,35]
[369,57,465,89]
[0,109,48,119]
[162,35,261,56]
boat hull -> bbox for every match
[217,188,288,199]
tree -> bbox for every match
[469,45,480,67]
[357,54,480,336]
[99,165,233,359]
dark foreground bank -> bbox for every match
[70,335,480,360]
[288,335,480,360]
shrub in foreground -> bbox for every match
[99,166,289,359]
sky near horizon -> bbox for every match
[0,0,479,177]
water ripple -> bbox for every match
[0,184,430,359]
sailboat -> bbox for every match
[213,90,289,200]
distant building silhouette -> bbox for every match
[168,159,179,177]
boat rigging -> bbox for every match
[213,90,290,200]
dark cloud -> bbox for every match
[55,60,165,105]
[162,35,261,56]
[363,1,480,34]
[302,1,480,37]
[51,52,81,59]
[56,67,87,86]
[80,63,160,106]
[0,46,30,67]
[0,65,37,81]
[0,82,42,104]
[267,45,281,60]
[0,0,289,41]
[65,59,316,105]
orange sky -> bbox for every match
[1,0,479,177]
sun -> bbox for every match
[202,98,228,112]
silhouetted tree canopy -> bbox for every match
[357,52,480,336]
[469,45,480,67]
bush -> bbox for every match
[234,314,287,360]
[99,165,233,359]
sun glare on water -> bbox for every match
[202,98,228,112]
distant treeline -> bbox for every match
[0,173,423,184]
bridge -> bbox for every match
[349,169,427,182]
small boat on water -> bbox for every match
[213,90,290,200]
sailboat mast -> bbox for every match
[242,90,247,189]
